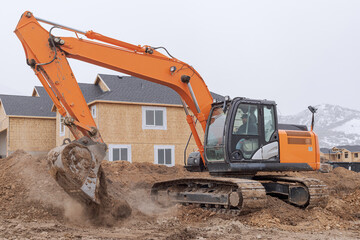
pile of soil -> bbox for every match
[101,160,360,232]
[0,150,132,227]
[0,150,67,222]
[0,150,360,239]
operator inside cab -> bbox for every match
[233,105,259,159]
[235,113,257,135]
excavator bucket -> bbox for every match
[47,138,107,204]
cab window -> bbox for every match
[233,104,258,136]
[263,105,275,142]
[205,107,227,161]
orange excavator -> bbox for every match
[15,11,328,214]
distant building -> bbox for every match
[320,145,360,162]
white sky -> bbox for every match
[1,0,359,115]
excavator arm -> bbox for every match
[15,11,213,156]
[14,11,213,204]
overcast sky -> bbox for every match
[1,0,359,115]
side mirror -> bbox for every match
[308,105,318,131]
[308,106,317,114]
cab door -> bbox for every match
[228,102,279,161]
[229,102,261,161]
[253,105,279,160]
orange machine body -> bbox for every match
[278,130,320,170]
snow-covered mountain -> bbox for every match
[279,104,360,148]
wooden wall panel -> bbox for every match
[98,102,204,165]
[8,117,56,153]
[55,101,205,166]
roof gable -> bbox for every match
[94,75,110,92]
[31,88,39,97]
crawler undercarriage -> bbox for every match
[151,176,329,215]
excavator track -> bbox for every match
[151,177,267,215]
[151,176,329,215]
[300,178,329,208]
[254,175,329,208]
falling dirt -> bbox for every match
[87,165,132,226]
[0,150,360,239]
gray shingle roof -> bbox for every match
[34,86,47,97]
[320,148,335,154]
[78,83,104,103]
[1,74,223,117]
[0,94,55,117]
[94,74,224,105]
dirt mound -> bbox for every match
[237,168,360,231]
[0,150,131,226]
[0,150,360,238]
[0,150,68,222]
[100,160,207,218]
[280,167,360,193]
[100,160,360,232]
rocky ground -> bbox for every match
[0,150,360,239]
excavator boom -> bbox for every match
[14,11,213,204]
[15,11,213,157]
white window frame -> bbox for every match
[154,145,175,167]
[142,106,167,130]
[59,115,65,137]
[91,105,96,118]
[108,144,132,163]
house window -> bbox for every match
[142,106,167,130]
[108,144,131,162]
[345,152,348,158]
[91,105,96,118]
[355,153,359,158]
[337,154,340,160]
[60,115,65,137]
[154,145,175,167]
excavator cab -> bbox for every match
[198,97,316,175]
[203,98,279,174]
[227,98,279,162]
